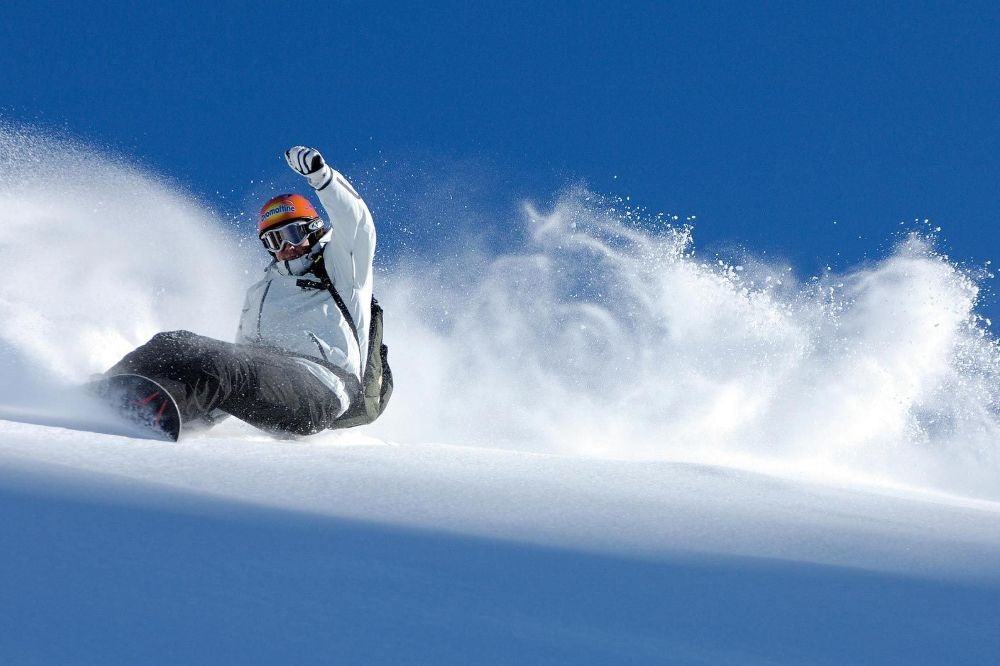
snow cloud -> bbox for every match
[2,126,998,499]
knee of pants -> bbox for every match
[149,330,197,346]
[149,330,222,356]
[140,331,227,370]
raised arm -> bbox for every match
[285,146,376,292]
[285,145,377,370]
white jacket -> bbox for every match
[237,168,376,397]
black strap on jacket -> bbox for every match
[291,250,393,429]
[294,253,360,345]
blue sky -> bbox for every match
[4,1,1000,317]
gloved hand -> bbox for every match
[285,146,332,190]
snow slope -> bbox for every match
[2,128,999,663]
[1,423,999,664]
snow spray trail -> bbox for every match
[2,126,998,500]
[0,126,253,408]
[373,188,1000,499]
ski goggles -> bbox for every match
[259,218,324,252]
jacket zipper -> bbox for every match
[256,281,273,340]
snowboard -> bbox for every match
[91,373,183,442]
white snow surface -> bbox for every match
[2,127,999,663]
[4,420,1000,579]
[2,422,1000,664]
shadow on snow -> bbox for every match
[0,472,997,665]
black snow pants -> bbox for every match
[106,330,352,436]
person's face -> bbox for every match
[274,237,311,262]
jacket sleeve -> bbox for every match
[315,168,376,294]
[315,168,377,367]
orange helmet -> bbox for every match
[258,193,320,234]
[257,193,326,254]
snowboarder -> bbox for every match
[101,145,391,437]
